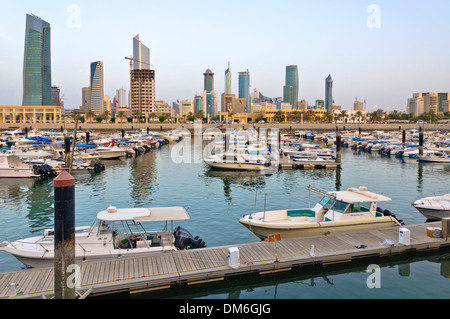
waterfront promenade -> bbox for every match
[1,122,449,132]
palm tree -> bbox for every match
[102,110,111,123]
[340,110,348,123]
[117,111,125,123]
[86,110,95,123]
[355,111,363,123]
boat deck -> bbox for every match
[0,221,448,299]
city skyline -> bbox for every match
[1,0,449,111]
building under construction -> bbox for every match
[129,34,155,122]
[130,69,155,121]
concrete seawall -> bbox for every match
[1,122,449,132]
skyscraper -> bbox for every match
[204,68,214,93]
[90,61,104,115]
[23,14,51,106]
[239,70,250,112]
[325,74,333,111]
[283,65,299,109]
[225,62,231,94]
[133,34,150,70]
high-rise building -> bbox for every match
[354,99,364,111]
[130,35,154,120]
[194,95,202,114]
[90,61,104,115]
[82,87,91,113]
[225,62,231,94]
[204,68,214,93]
[325,74,333,111]
[23,14,52,106]
[283,65,299,109]
[407,92,449,116]
[239,70,250,112]
[51,86,60,106]
[116,88,127,108]
[133,34,150,70]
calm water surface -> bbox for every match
[0,136,449,299]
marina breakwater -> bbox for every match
[1,122,449,133]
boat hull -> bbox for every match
[205,161,267,171]
[239,217,400,240]
[0,168,40,178]
[413,206,450,221]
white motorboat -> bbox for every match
[0,206,205,268]
[204,152,272,171]
[412,194,450,220]
[0,154,42,178]
[239,186,404,240]
[418,152,450,163]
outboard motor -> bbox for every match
[173,226,206,250]
[377,207,405,225]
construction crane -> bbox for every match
[125,56,153,70]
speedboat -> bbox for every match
[204,152,272,171]
[418,151,450,163]
[0,154,43,178]
[239,186,404,240]
[412,194,450,220]
[0,206,205,268]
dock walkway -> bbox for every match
[0,221,448,299]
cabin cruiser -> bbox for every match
[412,194,450,220]
[0,206,205,268]
[239,186,404,240]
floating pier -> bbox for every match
[278,157,341,170]
[0,221,449,299]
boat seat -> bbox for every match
[287,209,315,218]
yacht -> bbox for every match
[0,206,205,268]
[239,186,404,240]
[412,194,450,220]
[418,151,450,163]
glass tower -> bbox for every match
[204,69,214,93]
[133,34,150,70]
[238,70,250,112]
[325,74,333,111]
[90,61,104,115]
[225,62,231,94]
[283,65,299,109]
[23,14,51,106]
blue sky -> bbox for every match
[1,0,449,111]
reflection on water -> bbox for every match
[26,178,54,233]
[128,151,157,206]
[202,170,270,202]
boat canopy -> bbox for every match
[96,206,190,222]
[329,188,392,203]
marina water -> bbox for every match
[0,136,449,299]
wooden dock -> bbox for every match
[0,221,448,299]
[278,157,341,170]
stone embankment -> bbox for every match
[0,122,449,132]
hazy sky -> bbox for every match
[1,0,449,111]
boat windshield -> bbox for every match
[333,200,349,213]
[320,196,334,209]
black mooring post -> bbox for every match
[64,135,71,171]
[53,171,76,299]
[86,131,90,145]
[419,132,424,156]
[402,129,406,144]
[122,128,125,138]
[336,134,342,164]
